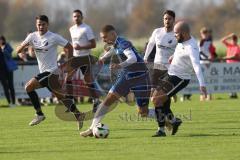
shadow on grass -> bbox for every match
[215,97,239,100]
[0,105,9,108]
[184,133,240,137]
[0,150,64,154]
[211,126,240,130]
[118,128,156,131]
[109,137,128,139]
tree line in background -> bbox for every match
[0,0,239,41]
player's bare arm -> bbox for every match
[64,42,74,59]
[16,43,29,60]
[28,46,35,57]
[73,39,96,50]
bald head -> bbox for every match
[174,21,191,43]
[175,21,190,33]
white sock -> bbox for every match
[93,98,100,104]
[90,103,108,129]
[158,127,165,132]
[148,108,155,118]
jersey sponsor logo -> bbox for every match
[35,48,48,52]
[157,44,172,50]
[33,40,49,52]
[43,41,48,46]
[33,40,41,46]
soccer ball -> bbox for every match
[93,123,109,138]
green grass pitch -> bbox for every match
[0,94,240,160]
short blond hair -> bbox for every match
[200,27,211,34]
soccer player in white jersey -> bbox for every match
[16,15,84,129]
[151,21,207,137]
[144,10,177,133]
[69,9,100,111]
[144,10,177,70]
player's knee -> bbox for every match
[25,83,33,92]
[152,96,163,107]
[105,92,120,105]
[151,96,158,105]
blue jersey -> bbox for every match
[114,37,147,77]
[109,37,151,106]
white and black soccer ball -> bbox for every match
[93,123,109,138]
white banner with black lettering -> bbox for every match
[181,63,240,94]
[1,63,240,98]
[0,65,51,98]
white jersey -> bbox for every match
[22,31,68,73]
[69,23,95,57]
[144,27,177,69]
[168,37,205,86]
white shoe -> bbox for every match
[80,129,93,137]
[29,114,46,126]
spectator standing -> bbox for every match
[0,35,18,107]
[199,27,217,101]
[221,33,240,99]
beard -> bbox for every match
[177,34,184,43]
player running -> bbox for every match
[16,15,84,129]
[80,25,151,137]
[69,9,100,111]
[144,10,177,132]
[151,21,207,137]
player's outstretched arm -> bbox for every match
[16,43,29,60]
[28,46,35,58]
[100,48,114,60]
[221,33,235,45]
[16,43,28,54]
[144,41,155,62]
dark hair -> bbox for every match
[36,15,49,24]
[101,25,115,33]
[73,9,83,16]
[0,35,6,45]
[163,10,175,19]
[233,35,238,41]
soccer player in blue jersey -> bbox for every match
[80,25,151,137]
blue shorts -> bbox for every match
[110,71,151,107]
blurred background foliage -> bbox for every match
[0,0,239,57]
